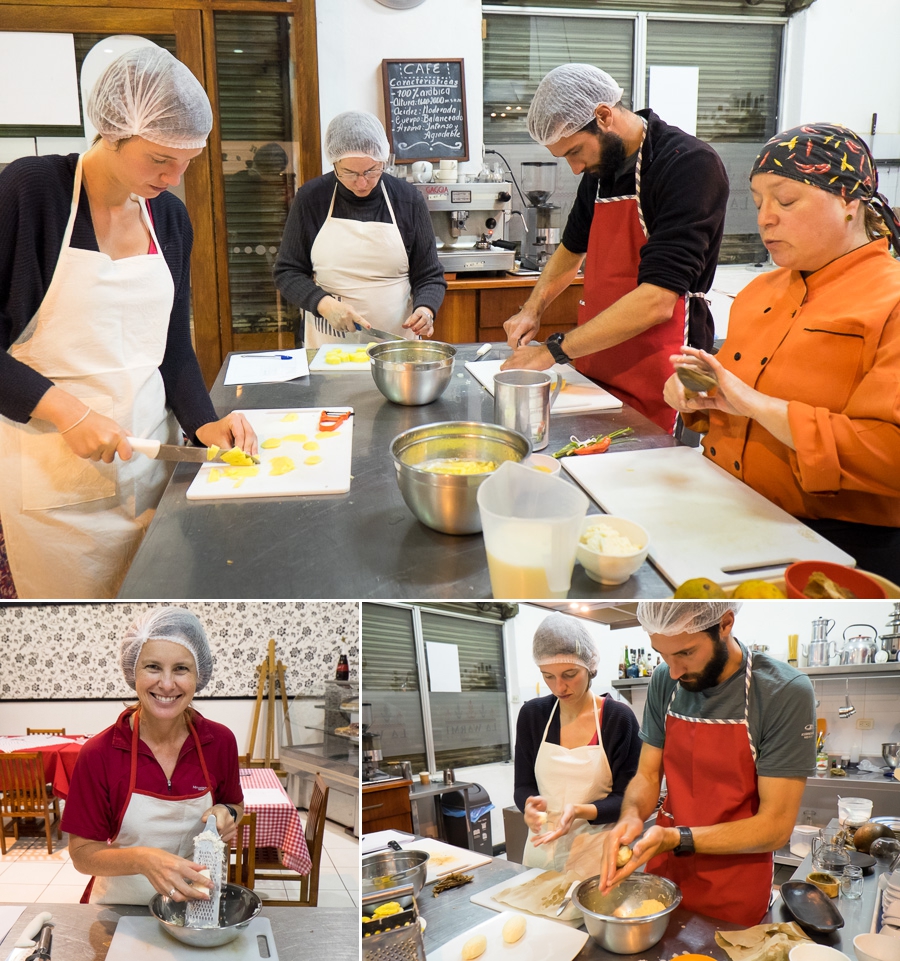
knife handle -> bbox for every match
[126,436,161,459]
[14,913,52,948]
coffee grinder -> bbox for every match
[361,701,385,781]
[521,161,561,270]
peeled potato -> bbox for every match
[616,845,633,868]
[534,811,548,827]
[502,914,526,944]
[461,934,487,960]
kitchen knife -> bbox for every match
[23,924,51,961]
[126,438,260,465]
[353,323,402,342]
[13,914,52,950]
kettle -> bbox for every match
[840,624,878,665]
[803,617,836,667]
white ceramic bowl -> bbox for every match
[790,945,852,961]
[855,934,900,961]
[576,515,650,586]
[524,453,561,476]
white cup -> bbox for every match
[439,159,457,171]
[411,161,433,183]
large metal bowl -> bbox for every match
[367,340,456,405]
[883,743,900,770]
[390,421,532,534]
[362,849,429,901]
[149,883,261,948]
[573,873,682,955]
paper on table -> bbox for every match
[715,922,812,961]
[0,735,73,752]
[361,829,416,855]
[0,905,26,946]
[224,350,309,385]
[241,787,290,805]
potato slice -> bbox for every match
[461,934,487,960]
[303,441,320,451]
[281,412,299,422]
[502,914,526,944]
[304,455,323,466]
[261,438,282,449]
[269,456,295,476]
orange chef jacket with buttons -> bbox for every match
[684,239,900,527]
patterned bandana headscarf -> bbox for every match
[751,122,900,254]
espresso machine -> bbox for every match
[521,161,562,271]
[880,603,900,661]
[413,181,516,272]
[361,701,389,782]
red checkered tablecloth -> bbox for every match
[236,767,311,875]
[0,734,87,800]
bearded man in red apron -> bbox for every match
[598,602,815,926]
[502,64,728,433]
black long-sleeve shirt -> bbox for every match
[562,109,729,351]
[273,171,446,321]
[513,693,641,825]
[0,154,215,437]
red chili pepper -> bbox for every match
[574,436,612,455]
[845,139,862,154]
[795,162,831,174]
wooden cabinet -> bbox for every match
[362,778,414,835]
[436,275,584,344]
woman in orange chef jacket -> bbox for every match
[664,122,900,582]
[0,46,257,600]
[61,608,244,904]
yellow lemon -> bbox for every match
[673,577,727,599]
[732,579,786,599]
[260,438,282,449]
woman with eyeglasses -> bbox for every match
[274,111,446,347]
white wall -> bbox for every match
[314,0,484,177]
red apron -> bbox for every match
[577,122,694,433]
[646,652,773,926]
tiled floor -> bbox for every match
[0,817,358,908]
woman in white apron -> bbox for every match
[62,608,244,904]
[514,612,642,872]
[273,111,446,348]
[0,47,256,599]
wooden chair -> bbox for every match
[0,753,61,854]
[26,728,65,736]
[229,812,257,889]
[255,774,330,906]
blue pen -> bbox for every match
[239,353,293,360]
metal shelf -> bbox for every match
[801,663,900,679]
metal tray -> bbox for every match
[780,881,844,933]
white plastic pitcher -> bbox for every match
[476,461,588,598]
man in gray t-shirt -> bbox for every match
[598,601,815,926]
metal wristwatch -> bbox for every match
[673,826,695,857]
[546,331,572,365]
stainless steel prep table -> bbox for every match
[119,344,677,599]
[0,903,356,961]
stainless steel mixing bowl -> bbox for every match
[573,874,682,955]
[150,883,261,948]
[367,340,456,405]
[362,849,429,900]
[390,421,532,534]
[883,743,900,769]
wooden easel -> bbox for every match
[246,639,293,768]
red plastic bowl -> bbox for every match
[784,561,886,599]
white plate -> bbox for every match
[426,911,588,961]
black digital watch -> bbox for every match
[674,825,695,857]
[546,331,572,365]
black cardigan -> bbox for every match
[0,153,215,437]
[513,693,641,825]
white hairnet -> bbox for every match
[527,64,625,146]
[324,111,390,164]
[87,46,212,150]
[120,607,213,691]
[533,612,600,677]
[636,602,743,637]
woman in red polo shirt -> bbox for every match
[61,607,244,904]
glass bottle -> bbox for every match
[623,647,631,677]
[336,653,349,681]
[626,649,640,679]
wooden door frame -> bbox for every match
[0,0,321,385]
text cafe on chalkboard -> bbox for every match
[381,59,469,162]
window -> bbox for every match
[361,603,512,772]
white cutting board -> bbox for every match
[309,343,372,371]
[400,838,492,884]
[563,446,855,588]
[426,911,588,961]
[469,868,583,930]
[106,917,278,960]
[465,360,622,413]
[185,408,352,500]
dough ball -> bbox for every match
[461,933,487,959]
[502,914,526,944]
[534,811,548,826]
[616,845,633,868]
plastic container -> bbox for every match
[839,797,874,827]
[791,824,821,858]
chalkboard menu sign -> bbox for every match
[381,59,469,162]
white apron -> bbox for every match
[303,181,414,347]
[86,710,214,905]
[0,154,180,598]
[522,695,613,872]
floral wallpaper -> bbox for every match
[0,602,359,700]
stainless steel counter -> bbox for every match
[0,903,356,961]
[119,345,676,599]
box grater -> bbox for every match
[185,815,225,929]
[362,886,426,961]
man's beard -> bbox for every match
[585,130,628,181]
[678,638,731,693]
